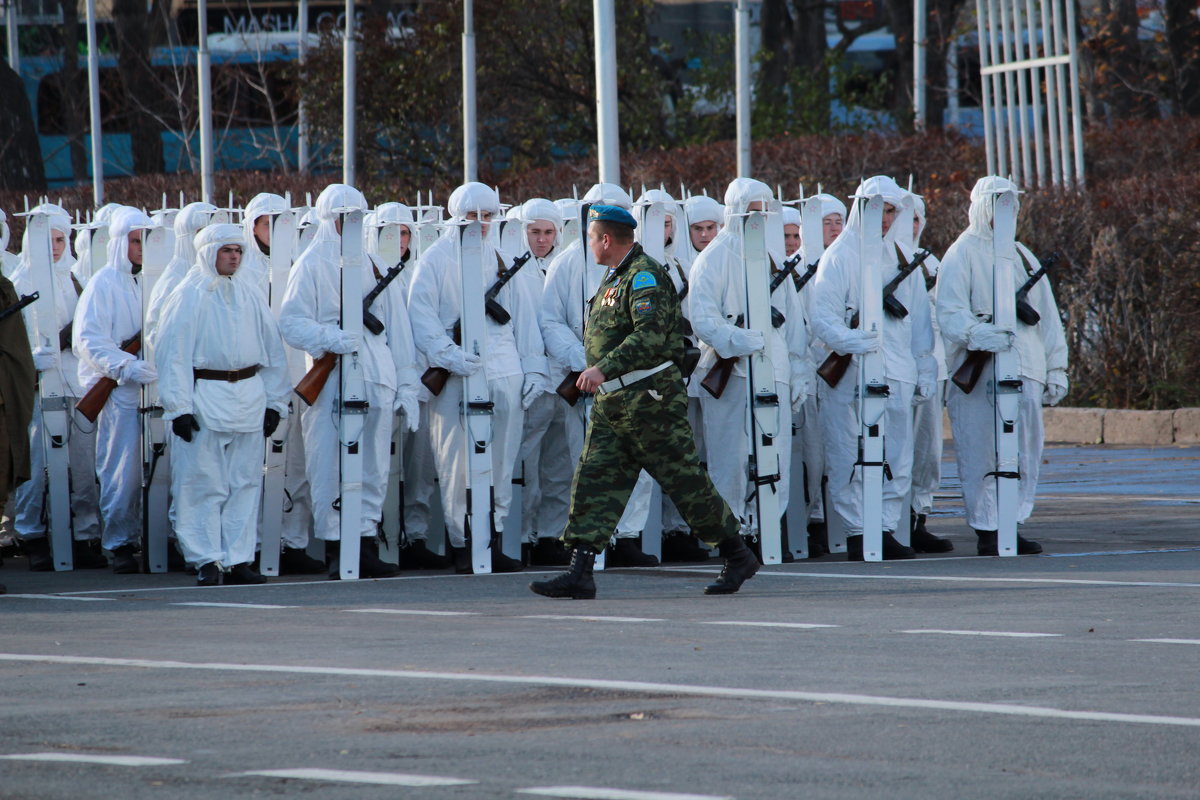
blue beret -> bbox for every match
[588,204,637,229]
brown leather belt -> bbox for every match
[193,366,259,382]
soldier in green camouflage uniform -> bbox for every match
[530,205,759,599]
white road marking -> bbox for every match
[902,629,1063,638]
[735,570,1200,589]
[0,752,187,767]
[172,602,297,609]
[347,608,479,617]
[1131,639,1200,645]
[701,621,838,630]
[520,615,666,623]
[0,594,115,602]
[517,786,732,800]
[3,652,1199,729]
[232,768,475,786]
[1043,548,1200,557]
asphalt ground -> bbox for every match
[1,444,1199,800]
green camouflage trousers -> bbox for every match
[563,369,739,553]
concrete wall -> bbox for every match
[942,408,1200,445]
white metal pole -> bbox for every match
[342,0,355,185]
[297,0,309,172]
[1022,0,1047,186]
[975,0,997,176]
[594,0,620,184]
[984,0,1008,176]
[947,38,960,128]
[463,0,477,182]
[197,0,214,204]
[1064,0,1085,186]
[85,0,103,206]
[5,0,18,71]
[1039,0,1062,184]
[999,0,1028,185]
[914,0,927,130]
[992,0,1020,182]
[734,0,751,177]
[1050,0,1071,183]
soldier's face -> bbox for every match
[586,223,607,264]
[882,203,897,235]
[51,229,67,262]
[215,244,243,276]
[464,210,493,238]
[663,214,674,245]
[127,230,144,266]
[526,220,557,259]
[823,213,843,247]
[913,215,921,241]
[254,215,271,250]
[784,224,800,255]
[398,225,412,257]
[689,220,718,251]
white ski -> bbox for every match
[459,220,494,574]
[741,211,783,565]
[25,212,73,570]
[140,223,173,573]
[990,189,1022,558]
[336,209,367,580]
[258,209,297,577]
[856,195,888,562]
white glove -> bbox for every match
[32,346,58,372]
[913,380,935,407]
[967,323,1014,353]
[329,330,360,355]
[725,327,765,357]
[841,330,880,355]
[447,348,483,377]
[121,360,158,385]
[790,376,809,413]
[395,391,420,432]
[522,374,547,410]
[569,347,588,373]
[1044,370,1069,406]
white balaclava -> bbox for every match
[242,193,288,254]
[781,206,802,256]
[18,203,74,272]
[636,188,684,247]
[555,198,580,223]
[368,202,416,266]
[967,175,1020,241]
[106,207,156,274]
[843,175,912,251]
[722,177,773,224]
[684,195,723,228]
[520,197,563,255]
[173,202,220,266]
[190,223,249,289]
[446,182,501,247]
[311,183,369,252]
[816,193,848,222]
[582,182,633,210]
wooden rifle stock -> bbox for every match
[700,314,743,399]
[556,371,585,406]
[951,350,991,394]
[75,333,142,422]
[419,321,462,397]
[816,312,858,388]
[294,351,337,406]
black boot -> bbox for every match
[197,562,222,586]
[167,541,188,572]
[226,562,268,585]
[399,538,451,570]
[111,544,140,574]
[529,546,596,599]
[976,530,1043,556]
[806,521,829,558]
[661,531,710,563]
[450,545,472,574]
[528,537,571,567]
[847,533,915,561]
[704,535,760,595]
[23,536,53,572]
[72,539,109,569]
[608,537,659,568]
[359,537,400,578]
[280,546,327,574]
[490,534,523,573]
[911,512,953,553]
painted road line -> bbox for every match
[701,621,838,630]
[0,752,187,767]
[171,602,298,609]
[520,615,667,623]
[1042,548,1200,557]
[731,570,1200,589]
[4,653,1200,729]
[233,768,475,787]
[0,594,116,602]
[902,629,1063,638]
[347,609,480,617]
[1131,639,1200,645]
[517,786,733,800]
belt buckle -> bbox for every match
[225,369,238,382]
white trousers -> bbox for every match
[301,380,397,541]
[14,403,101,541]
[171,426,262,567]
[280,410,314,549]
[565,399,648,539]
[517,391,573,542]
[428,374,523,548]
[819,377,915,535]
[948,379,1045,530]
[699,376,792,531]
[911,380,946,515]
[94,400,141,550]
[795,394,824,523]
[400,401,438,542]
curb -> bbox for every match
[942,408,1200,446]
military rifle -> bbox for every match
[76,332,141,422]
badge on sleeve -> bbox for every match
[631,271,657,290]
[633,298,654,315]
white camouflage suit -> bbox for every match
[810,177,936,536]
[73,206,158,551]
[279,184,421,544]
[936,176,1068,531]
[407,182,548,550]
[690,178,810,534]
[155,224,291,568]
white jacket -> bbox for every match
[539,238,609,375]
